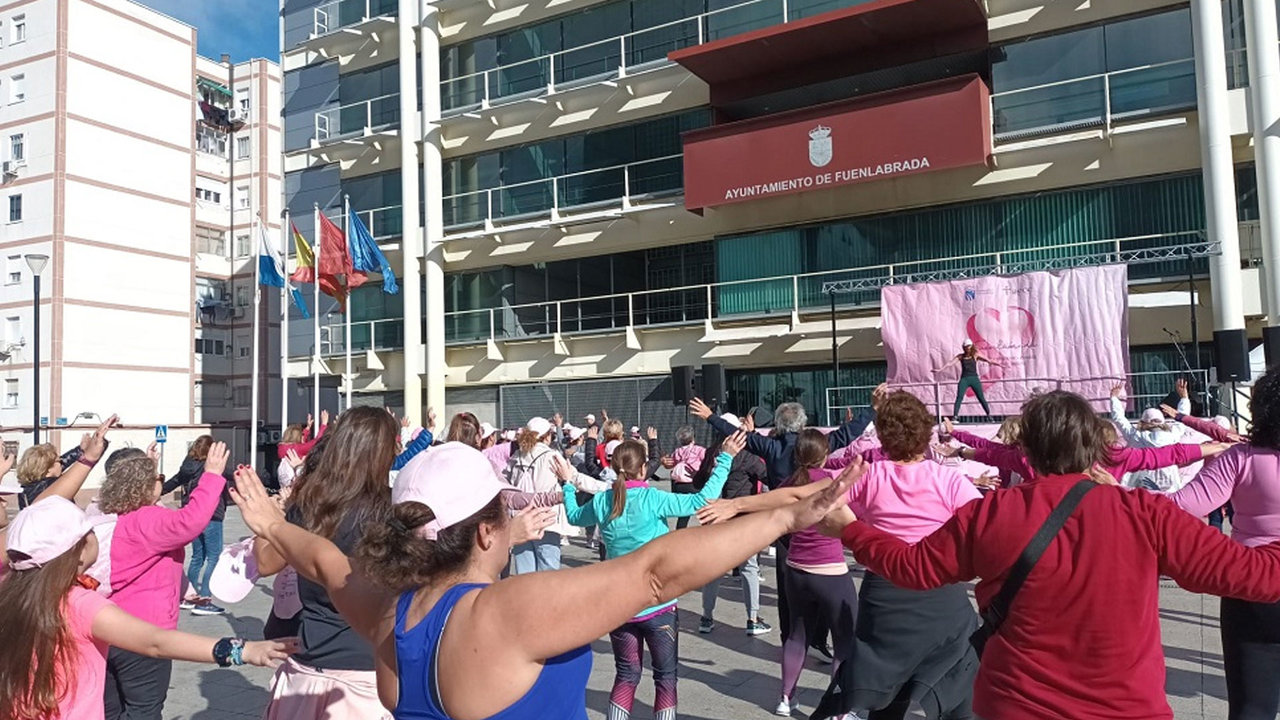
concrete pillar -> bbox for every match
[398,0,424,423]
[421,4,447,415]
[1245,0,1280,364]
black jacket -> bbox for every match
[706,409,874,489]
[163,457,231,522]
[692,444,767,500]
[17,444,100,509]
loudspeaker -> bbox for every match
[1264,326,1280,372]
[701,363,727,408]
[1215,329,1252,382]
[672,366,696,406]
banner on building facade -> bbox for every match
[681,75,991,211]
[881,264,1130,415]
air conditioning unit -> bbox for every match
[229,108,249,123]
[2,161,15,179]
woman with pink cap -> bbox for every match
[0,496,294,720]
[227,441,852,720]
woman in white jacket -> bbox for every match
[1110,381,1191,492]
[505,417,574,573]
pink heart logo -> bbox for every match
[966,307,1036,380]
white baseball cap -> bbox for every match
[1141,408,1166,424]
[568,427,587,441]
[479,422,497,439]
[6,497,98,570]
[720,413,741,429]
[605,439,622,459]
[962,338,974,347]
[525,417,553,438]
[584,413,597,425]
[393,442,509,540]
[210,537,259,604]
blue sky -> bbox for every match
[136,1,278,63]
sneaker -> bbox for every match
[746,618,773,636]
[191,602,226,616]
[774,696,795,716]
[808,643,834,664]
[698,617,715,634]
[178,598,196,610]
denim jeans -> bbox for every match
[186,520,223,598]
[608,606,679,720]
[701,553,761,621]
[510,532,561,575]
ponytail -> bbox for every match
[608,476,627,521]
[355,496,505,593]
[607,440,648,521]
[789,428,830,487]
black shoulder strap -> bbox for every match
[983,479,1096,632]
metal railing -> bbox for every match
[314,93,400,144]
[440,0,867,113]
[991,58,1197,142]
[443,153,683,229]
[825,370,1213,424]
[324,204,404,241]
[318,318,405,355]
[312,0,393,40]
[443,230,1216,345]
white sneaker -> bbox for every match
[774,696,794,716]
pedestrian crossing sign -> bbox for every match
[155,425,168,444]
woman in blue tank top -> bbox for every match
[228,439,857,720]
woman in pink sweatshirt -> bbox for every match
[92,441,230,720]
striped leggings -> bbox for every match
[608,605,678,720]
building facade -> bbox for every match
[280,0,1280,431]
[0,0,281,472]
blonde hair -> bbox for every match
[602,420,624,443]
[517,428,549,455]
[282,424,305,445]
[16,444,57,485]
[996,417,1022,445]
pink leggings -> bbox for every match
[608,606,678,720]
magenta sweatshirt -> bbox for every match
[109,471,226,629]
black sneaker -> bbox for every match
[191,602,226,616]
[808,643,834,664]
[698,616,715,634]
[746,619,773,636]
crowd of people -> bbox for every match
[4,370,1280,720]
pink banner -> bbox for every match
[881,265,1130,416]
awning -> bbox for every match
[670,0,987,104]
[197,76,232,99]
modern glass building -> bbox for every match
[279,0,1280,428]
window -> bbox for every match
[5,255,18,285]
[236,187,249,209]
[4,316,17,342]
[11,15,24,45]
[239,346,250,358]
[235,285,250,307]
[235,233,251,258]
[196,124,228,157]
[8,194,20,223]
[9,133,22,164]
[194,337,226,355]
[195,226,226,255]
[233,385,250,407]
[236,136,250,159]
[194,380,227,408]
[195,187,223,205]
[9,74,23,104]
[4,379,16,408]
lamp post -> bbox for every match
[25,254,47,444]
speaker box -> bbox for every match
[701,363,727,408]
[671,366,696,406]
[1216,328,1252,382]
[1263,326,1280,373]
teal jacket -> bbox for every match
[564,451,732,617]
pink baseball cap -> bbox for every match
[1140,408,1165,424]
[210,537,259,604]
[605,439,622,458]
[392,442,509,540]
[6,497,97,570]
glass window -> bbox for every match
[8,194,20,222]
[237,136,250,159]
[11,15,24,44]
[4,378,16,408]
[237,187,250,209]
[9,74,23,103]
[10,133,22,163]
[4,315,17,342]
[235,233,251,258]
[993,25,1104,93]
[5,255,18,284]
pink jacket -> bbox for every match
[108,472,226,629]
[670,444,707,484]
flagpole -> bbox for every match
[312,203,321,422]
[250,216,261,469]
[281,210,290,435]
[343,194,353,411]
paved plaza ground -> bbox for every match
[165,514,1231,720]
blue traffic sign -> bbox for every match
[155,425,168,444]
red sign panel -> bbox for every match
[682,75,992,211]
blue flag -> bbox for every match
[348,210,399,295]
[259,222,311,319]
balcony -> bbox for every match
[296,0,396,59]
[439,0,871,117]
[442,154,684,236]
[323,204,404,243]
[443,230,1215,346]
[305,93,401,163]
[318,318,405,356]
[992,58,1197,143]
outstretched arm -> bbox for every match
[35,415,116,504]
[1109,394,1137,439]
[92,602,296,667]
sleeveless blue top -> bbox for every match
[393,583,592,720]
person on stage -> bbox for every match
[933,339,1001,420]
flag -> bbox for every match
[289,223,314,284]
[348,210,399,295]
[317,213,365,306]
[260,222,310,319]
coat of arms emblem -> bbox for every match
[808,124,833,168]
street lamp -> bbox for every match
[25,254,47,444]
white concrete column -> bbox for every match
[1246,0,1280,327]
[421,4,447,415]
[1192,0,1246,332]
[399,0,424,423]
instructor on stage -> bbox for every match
[934,339,1001,420]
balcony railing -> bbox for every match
[318,318,405,355]
[324,204,404,241]
[443,154,683,229]
[311,0,394,40]
[440,0,868,113]
[313,93,400,145]
[442,230,1215,345]
[992,58,1197,142]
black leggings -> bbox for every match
[954,376,991,418]
[781,566,858,699]
[1222,595,1280,719]
[672,482,697,529]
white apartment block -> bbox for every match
[0,0,280,474]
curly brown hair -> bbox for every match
[355,496,506,593]
[877,392,936,461]
[97,456,160,515]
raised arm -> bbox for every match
[826,408,875,453]
[1151,490,1280,601]
[1169,444,1247,519]
[562,482,600,528]
[35,415,115,504]
[499,488,565,511]
[144,444,230,553]
[648,442,740,519]
[393,428,434,471]
[951,428,999,450]
[694,399,775,460]
[1170,411,1241,444]
[1110,443,1208,476]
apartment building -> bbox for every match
[280,0,1280,429]
[0,0,280,471]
